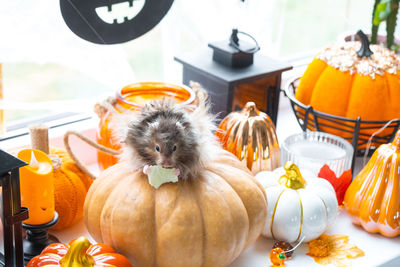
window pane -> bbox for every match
[0,0,375,128]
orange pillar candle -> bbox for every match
[17,148,55,225]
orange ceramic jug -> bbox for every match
[96,82,196,170]
[344,129,400,237]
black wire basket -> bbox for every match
[284,77,400,171]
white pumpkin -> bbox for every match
[255,162,338,242]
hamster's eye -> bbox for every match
[155,145,160,152]
[173,145,177,152]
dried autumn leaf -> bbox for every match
[307,234,364,267]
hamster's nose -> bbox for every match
[161,159,174,168]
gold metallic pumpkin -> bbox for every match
[216,102,280,174]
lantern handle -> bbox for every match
[356,30,374,58]
[229,29,260,54]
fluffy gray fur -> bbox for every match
[123,85,217,179]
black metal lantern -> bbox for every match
[174,31,292,124]
[0,149,29,267]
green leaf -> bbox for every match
[373,0,392,25]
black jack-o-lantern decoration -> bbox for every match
[60,0,174,44]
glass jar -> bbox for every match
[97,82,196,170]
[281,131,354,176]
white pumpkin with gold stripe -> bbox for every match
[255,162,338,242]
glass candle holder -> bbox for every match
[97,82,196,170]
[281,131,354,176]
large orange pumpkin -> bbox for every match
[216,102,280,174]
[344,129,400,237]
[84,147,267,267]
[295,40,400,122]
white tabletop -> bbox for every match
[228,208,400,267]
[46,93,400,267]
[48,207,400,267]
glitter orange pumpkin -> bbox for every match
[295,38,400,122]
[294,31,400,144]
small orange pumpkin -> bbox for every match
[344,129,400,237]
[27,236,132,267]
[49,148,92,230]
[216,102,280,174]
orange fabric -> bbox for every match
[386,71,400,119]
[50,148,92,230]
[296,61,400,121]
[310,66,353,117]
[296,58,327,105]
[295,60,400,149]
[51,148,93,191]
[346,74,388,120]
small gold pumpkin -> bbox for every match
[216,102,280,174]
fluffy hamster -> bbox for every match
[124,96,214,179]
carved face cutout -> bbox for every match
[60,0,174,44]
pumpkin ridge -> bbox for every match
[155,186,179,232]
[246,119,255,170]
[360,154,391,229]
[192,180,206,267]
[377,155,395,229]
[256,127,268,170]
[385,74,391,102]
[378,156,399,234]
[54,168,80,229]
[208,161,267,208]
[234,121,247,160]
[200,173,241,265]
[348,153,381,215]
[270,189,285,240]
[59,168,77,227]
[343,72,356,115]
[295,190,303,242]
[153,187,158,267]
[315,193,329,222]
[237,121,249,162]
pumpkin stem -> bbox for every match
[242,102,260,117]
[60,237,95,267]
[356,30,374,58]
[279,161,306,190]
